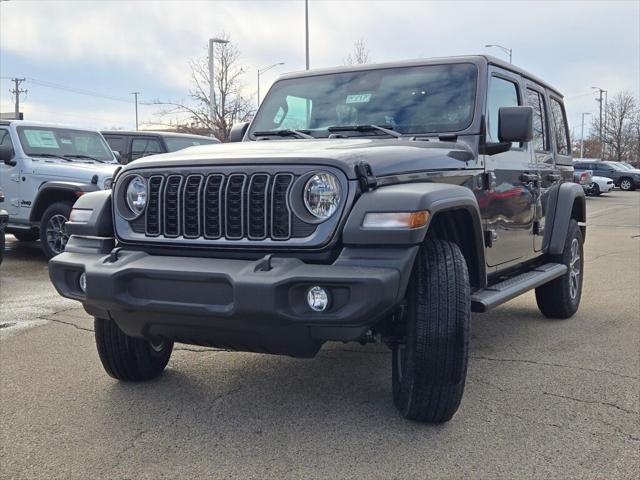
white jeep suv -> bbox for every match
[0,121,119,258]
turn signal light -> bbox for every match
[362,211,430,229]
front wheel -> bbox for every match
[591,183,601,196]
[392,238,470,423]
[535,219,584,319]
[94,318,173,381]
[39,201,72,259]
[619,178,634,191]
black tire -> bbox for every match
[535,219,584,319]
[13,230,39,241]
[591,183,600,196]
[94,317,173,381]
[619,177,635,191]
[392,238,470,423]
[39,201,72,259]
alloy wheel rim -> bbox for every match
[569,237,581,300]
[46,214,69,254]
[621,179,631,190]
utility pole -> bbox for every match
[592,86,606,159]
[580,112,592,159]
[305,0,310,70]
[10,78,27,118]
[131,92,140,130]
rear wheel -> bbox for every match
[591,183,600,196]
[535,220,583,319]
[94,317,173,381]
[392,238,470,423]
[619,178,634,191]
[13,230,39,242]
[39,201,72,259]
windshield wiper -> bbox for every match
[327,124,402,138]
[29,153,72,161]
[63,154,108,163]
[253,129,314,139]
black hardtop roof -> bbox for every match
[278,55,563,98]
[101,130,219,141]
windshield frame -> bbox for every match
[16,126,117,163]
[248,61,481,140]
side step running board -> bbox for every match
[471,263,567,313]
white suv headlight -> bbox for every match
[303,172,341,220]
[125,175,147,216]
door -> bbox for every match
[525,85,557,251]
[482,69,536,268]
[0,127,20,216]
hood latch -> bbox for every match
[356,161,377,192]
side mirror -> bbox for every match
[0,145,16,166]
[229,122,249,143]
[498,106,533,143]
[112,150,123,164]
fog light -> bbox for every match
[78,272,87,293]
[307,286,329,312]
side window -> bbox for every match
[550,98,570,155]
[0,128,14,149]
[130,137,163,161]
[487,76,520,145]
[526,88,548,152]
[104,135,125,153]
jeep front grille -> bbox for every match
[143,172,295,241]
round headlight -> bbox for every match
[303,172,341,219]
[125,175,147,216]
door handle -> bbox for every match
[519,173,538,182]
[547,173,561,182]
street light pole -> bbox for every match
[209,37,229,136]
[580,112,592,159]
[485,44,512,63]
[305,0,310,70]
[592,86,607,159]
[131,92,140,131]
[257,62,285,107]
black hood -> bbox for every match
[123,137,478,179]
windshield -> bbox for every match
[164,136,218,152]
[250,63,478,138]
[17,126,117,163]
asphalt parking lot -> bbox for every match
[1,190,638,479]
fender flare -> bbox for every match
[29,181,99,222]
[342,182,486,286]
[547,182,586,255]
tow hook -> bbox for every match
[107,247,122,263]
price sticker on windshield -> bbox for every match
[346,93,372,104]
[24,130,60,149]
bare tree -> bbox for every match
[154,34,254,141]
[590,91,638,161]
[344,38,372,65]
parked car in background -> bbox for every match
[589,176,614,196]
[0,120,119,259]
[101,130,220,164]
[0,189,7,265]
[574,168,593,194]
[574,160,640,191]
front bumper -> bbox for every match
[49,236,417,357]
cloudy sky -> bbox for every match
[0,0,638,137]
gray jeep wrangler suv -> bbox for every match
[49,56,585,423]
